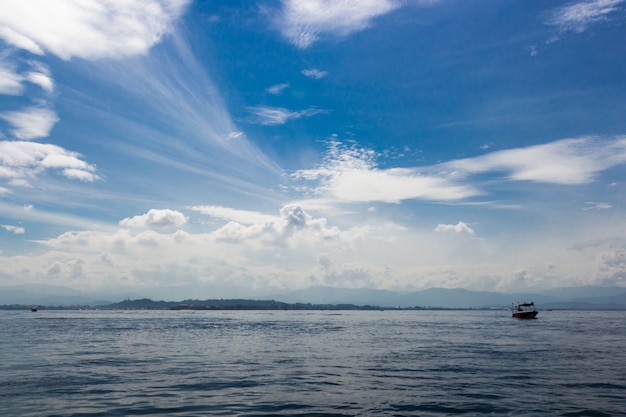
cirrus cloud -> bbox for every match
[273,0,401,48]
[247,105,328,126]
[546,0,624,34]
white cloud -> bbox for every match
[546,0,624,34]
[4,199,625,294]
[61,168,98,182]
[226,131,245,139]
[583,201,613,210]
[441,136,626,185]
[0,0,190,60]
[190,205,275,225]
[434,221,474,235]
[0,141,98,184]
[267,82,290,95]
[25,70,54,93]
[212,204,344,247]
[0,63,24,95]
[13,204,372,292]
[120,209,188,229]
[247,105,328,125]
[273,0,401,48]
[292,140,481,204]
[302,68,327,79]
[0,107,59,140]
[12,208,618,294]
[1,224,25,234]
[0,27,44,55]
[291,136,626,209]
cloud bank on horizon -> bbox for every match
[1,0,626,298]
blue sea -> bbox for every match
[1,309,625,416]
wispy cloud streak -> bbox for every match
[247,105,328,125]
[302,68,327,79]
[441,136,626,185]
[273,0,401,48]
[546,0,624,34]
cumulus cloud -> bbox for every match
[8,198,625,294]
[247,105,328,125]
[434,221,475,235]
[0,0,190,60]
[546,0,624,34]
[17,203,375,292]
[212,204,353,248]
[120,209,188,229]
[1,224,25,234]
[0,141,98,184]
[0,107,59,140]
[273,0,401,48]
[302,68,327,79]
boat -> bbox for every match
[512,301,537,319]
[30,306,38,312]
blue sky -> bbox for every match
[1,0,626,298]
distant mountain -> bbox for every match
[272,286,626,309]
[272,286,512,308]
[0,284,624,309]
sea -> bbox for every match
[1,309,625,416]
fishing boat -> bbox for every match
[512,301,537,319]
[30,306,38,312]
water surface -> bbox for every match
[1,309,624,416]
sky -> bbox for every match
[1,0,626,299]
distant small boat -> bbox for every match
[30,306,38,312]
[512,301,537,319]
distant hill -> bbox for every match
[0,284,625,309]
[101,298,386,310]
[271,286,626,309]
